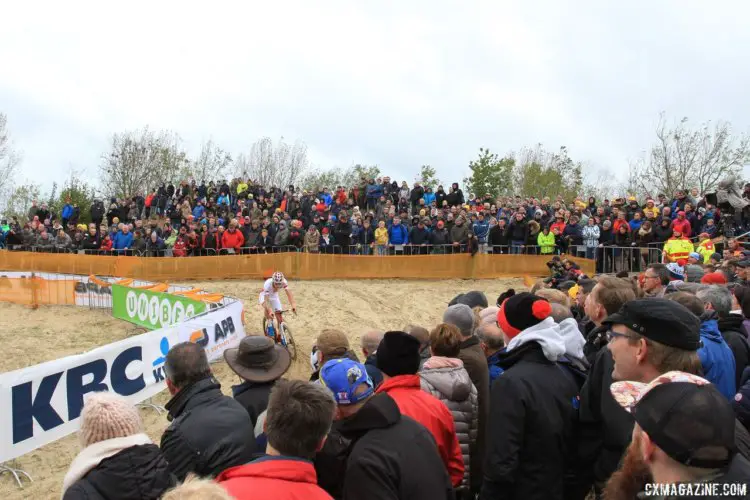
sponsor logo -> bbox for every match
[122,289,198,329]
[11,346,145,444]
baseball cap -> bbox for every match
[603,298,701,350]
[316,329,350,358]
[320,358,374,405]
[610,371,735,468]
[688,252,701,261]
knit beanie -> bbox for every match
[376,331,421,377]
[701,272,728,285]
[666,261,686,281]
[79,392,143,447]
[497,292,552,339]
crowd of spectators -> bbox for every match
[56,264,750,500]
[2,178,749,271]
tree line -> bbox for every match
[1,111,749,223]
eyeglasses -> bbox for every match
[606,330,639,342]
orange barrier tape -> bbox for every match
[1,252,596,281]
[184,292,224,302]
[115,278,133,286]
[89,275,112,287]
[171,288,203,296]
[0,277,76,306]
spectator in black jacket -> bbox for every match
[410,182,425,213]
[507,213,528,254]
[224,336,291,430]
[333,213,352,254]
[161,342,257,481]
[481,293,578,500]
[409,218,430,255]
[81,226,100,253]
[317,358,454,500]
[488,219,510,253]
[61,392,174,500]
[697,286,750,388]
[430,220,451,253]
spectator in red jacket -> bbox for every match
[217,380,334,500]
[221,220,245,253]
[672,210,692,238]
[375,331,465,487]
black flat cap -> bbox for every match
[603,298,701,350]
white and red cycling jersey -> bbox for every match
[258,277,288,311]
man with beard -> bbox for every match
[604,371,750,500]
[581,299,750,499]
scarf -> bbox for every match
[61,433,152,497]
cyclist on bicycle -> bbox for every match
[259,271,297,342]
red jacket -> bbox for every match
[612,218,629,233]
[221,229,245,250]
[376,375,464,487]
[672,217,692,237]
[218,456,332,500]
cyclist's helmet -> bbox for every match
[272,271,285,285]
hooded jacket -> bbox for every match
[316,393,454,500]
[376,375,464,487]
[62,436,174,500]
[699,312,737,400]
[218,456,331,500]
[221,228,245,250]
[481,332,578,500]
[556,317,589,371]
[582,224,600,247]
[420,357,479,490]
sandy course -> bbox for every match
[0,278,523,499]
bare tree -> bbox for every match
[3,182,41,222]
[0,113,21,206]
[235,137,309,188]
[182,139,232,183]
[631,114,750,196]
[99,127,188,198]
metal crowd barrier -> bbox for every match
[594,246,664,274]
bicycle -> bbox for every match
[262,309,297,360]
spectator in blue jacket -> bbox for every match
[627,212,643,232]
[476,307,505,386]
[472,212,490,248]
[423,187,436,207]
[61,199,74,226]
[113,225,134,252]
[388,217,409,245]
[192,201,205,220]
[365,179,383,211]
[668,292,736,400]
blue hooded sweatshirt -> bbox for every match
[487,349,506,387]
[388,222,409,245]
[423,191,436,206]
[698,312,736,400]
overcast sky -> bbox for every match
[2,1,749,192]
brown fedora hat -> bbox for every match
[224,336,291,383]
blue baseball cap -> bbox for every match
[689,252,701,261]
[320,358,374,405]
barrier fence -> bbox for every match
[0,250,596,280]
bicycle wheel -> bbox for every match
[280,323,297,360]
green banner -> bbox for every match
[112,284,208,330]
